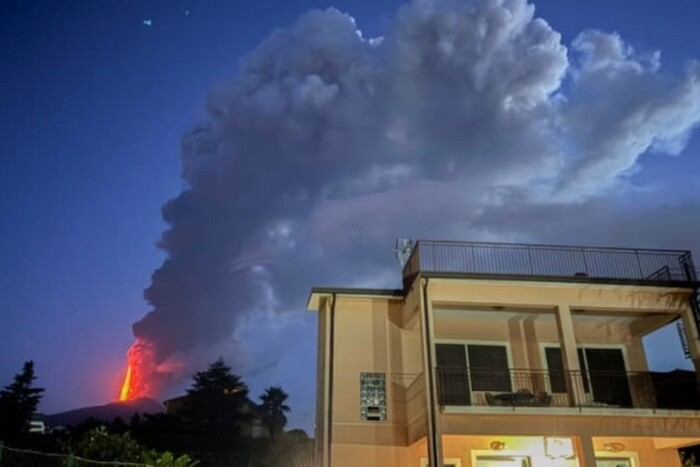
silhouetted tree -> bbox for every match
[0,361,45,440]
[185,357,248,426]
[259,386,290,440]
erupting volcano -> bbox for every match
[117,338,164,401]
[119,365,133,401]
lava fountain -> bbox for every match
[119,364,133,401]
[117,338,158,401]
[118,337,181,401]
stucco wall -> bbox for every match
[411,435,684,467]
[432,312,649,372]
[331,296,426,447]
[331,443,410,467]
[593,437,682,467]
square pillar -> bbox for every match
[680,305,700,372]
[575,436,597,467]
[555,304,586,406]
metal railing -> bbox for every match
[403,240,697,285]
[435,367,700,411]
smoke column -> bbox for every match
[121,0,700,399]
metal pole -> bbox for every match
[634,251,644,279]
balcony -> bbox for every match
[436,367,700,412]
[403,240,698,287]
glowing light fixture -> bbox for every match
[489,440,506,451]
[544,437,575,459]
[603,442,625,452]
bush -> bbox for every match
[62,426,198,466]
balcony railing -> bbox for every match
[403,240,697,286]
[436,367,700,411]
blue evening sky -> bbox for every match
[1,0,699,430]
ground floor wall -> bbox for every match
[328,434,690,467]
[330,443,410,467]
[593,437,682,467]
[412,435,684,467]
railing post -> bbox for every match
[580,247,588,275]
[470,244,476,272]
[66,454,75,467]
[0,440,3,464]
[680,252,697,282]
[634,250,644,279]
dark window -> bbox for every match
[544,347,589,393]
[436,344,470,405]
[585,348,632,407]
[467,344,511,392]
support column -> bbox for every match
[419,278,443,467]
[555,304,586,406]
[681,304,700,372]
[575,436,597,467]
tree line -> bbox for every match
[0,358,311,467]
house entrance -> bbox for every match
[595,459,632,467]
[474,455,531,467]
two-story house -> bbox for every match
[308,240,700,467]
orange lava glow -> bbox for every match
[117,338,164,401]
[119,364,133,401]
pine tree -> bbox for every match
[185,357,248,425]
[0,361,45,439]
[259,386,290,440]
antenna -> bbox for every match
[394,238,414,267]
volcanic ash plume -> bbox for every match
[119,0,700,400]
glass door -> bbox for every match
[596,458,632,467]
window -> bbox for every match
[468,344,511,392]
[360,372,386,421]
[544,347,589,393]
[436,343,511,395]
[543,346,632,407]
[436,343,470,405]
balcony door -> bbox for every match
[436,342,511,405]
[436,343,470,405]
[544,346,632,407]
[585,348,632,407]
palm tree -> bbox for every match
[259,386,290,440]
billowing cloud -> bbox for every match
[558,30,700,197]
[126,0,700,401]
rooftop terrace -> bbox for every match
[402,240,698,287]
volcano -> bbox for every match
[42,397,164,428]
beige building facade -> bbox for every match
[308,240,700,467]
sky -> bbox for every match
[1,0,699,432]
